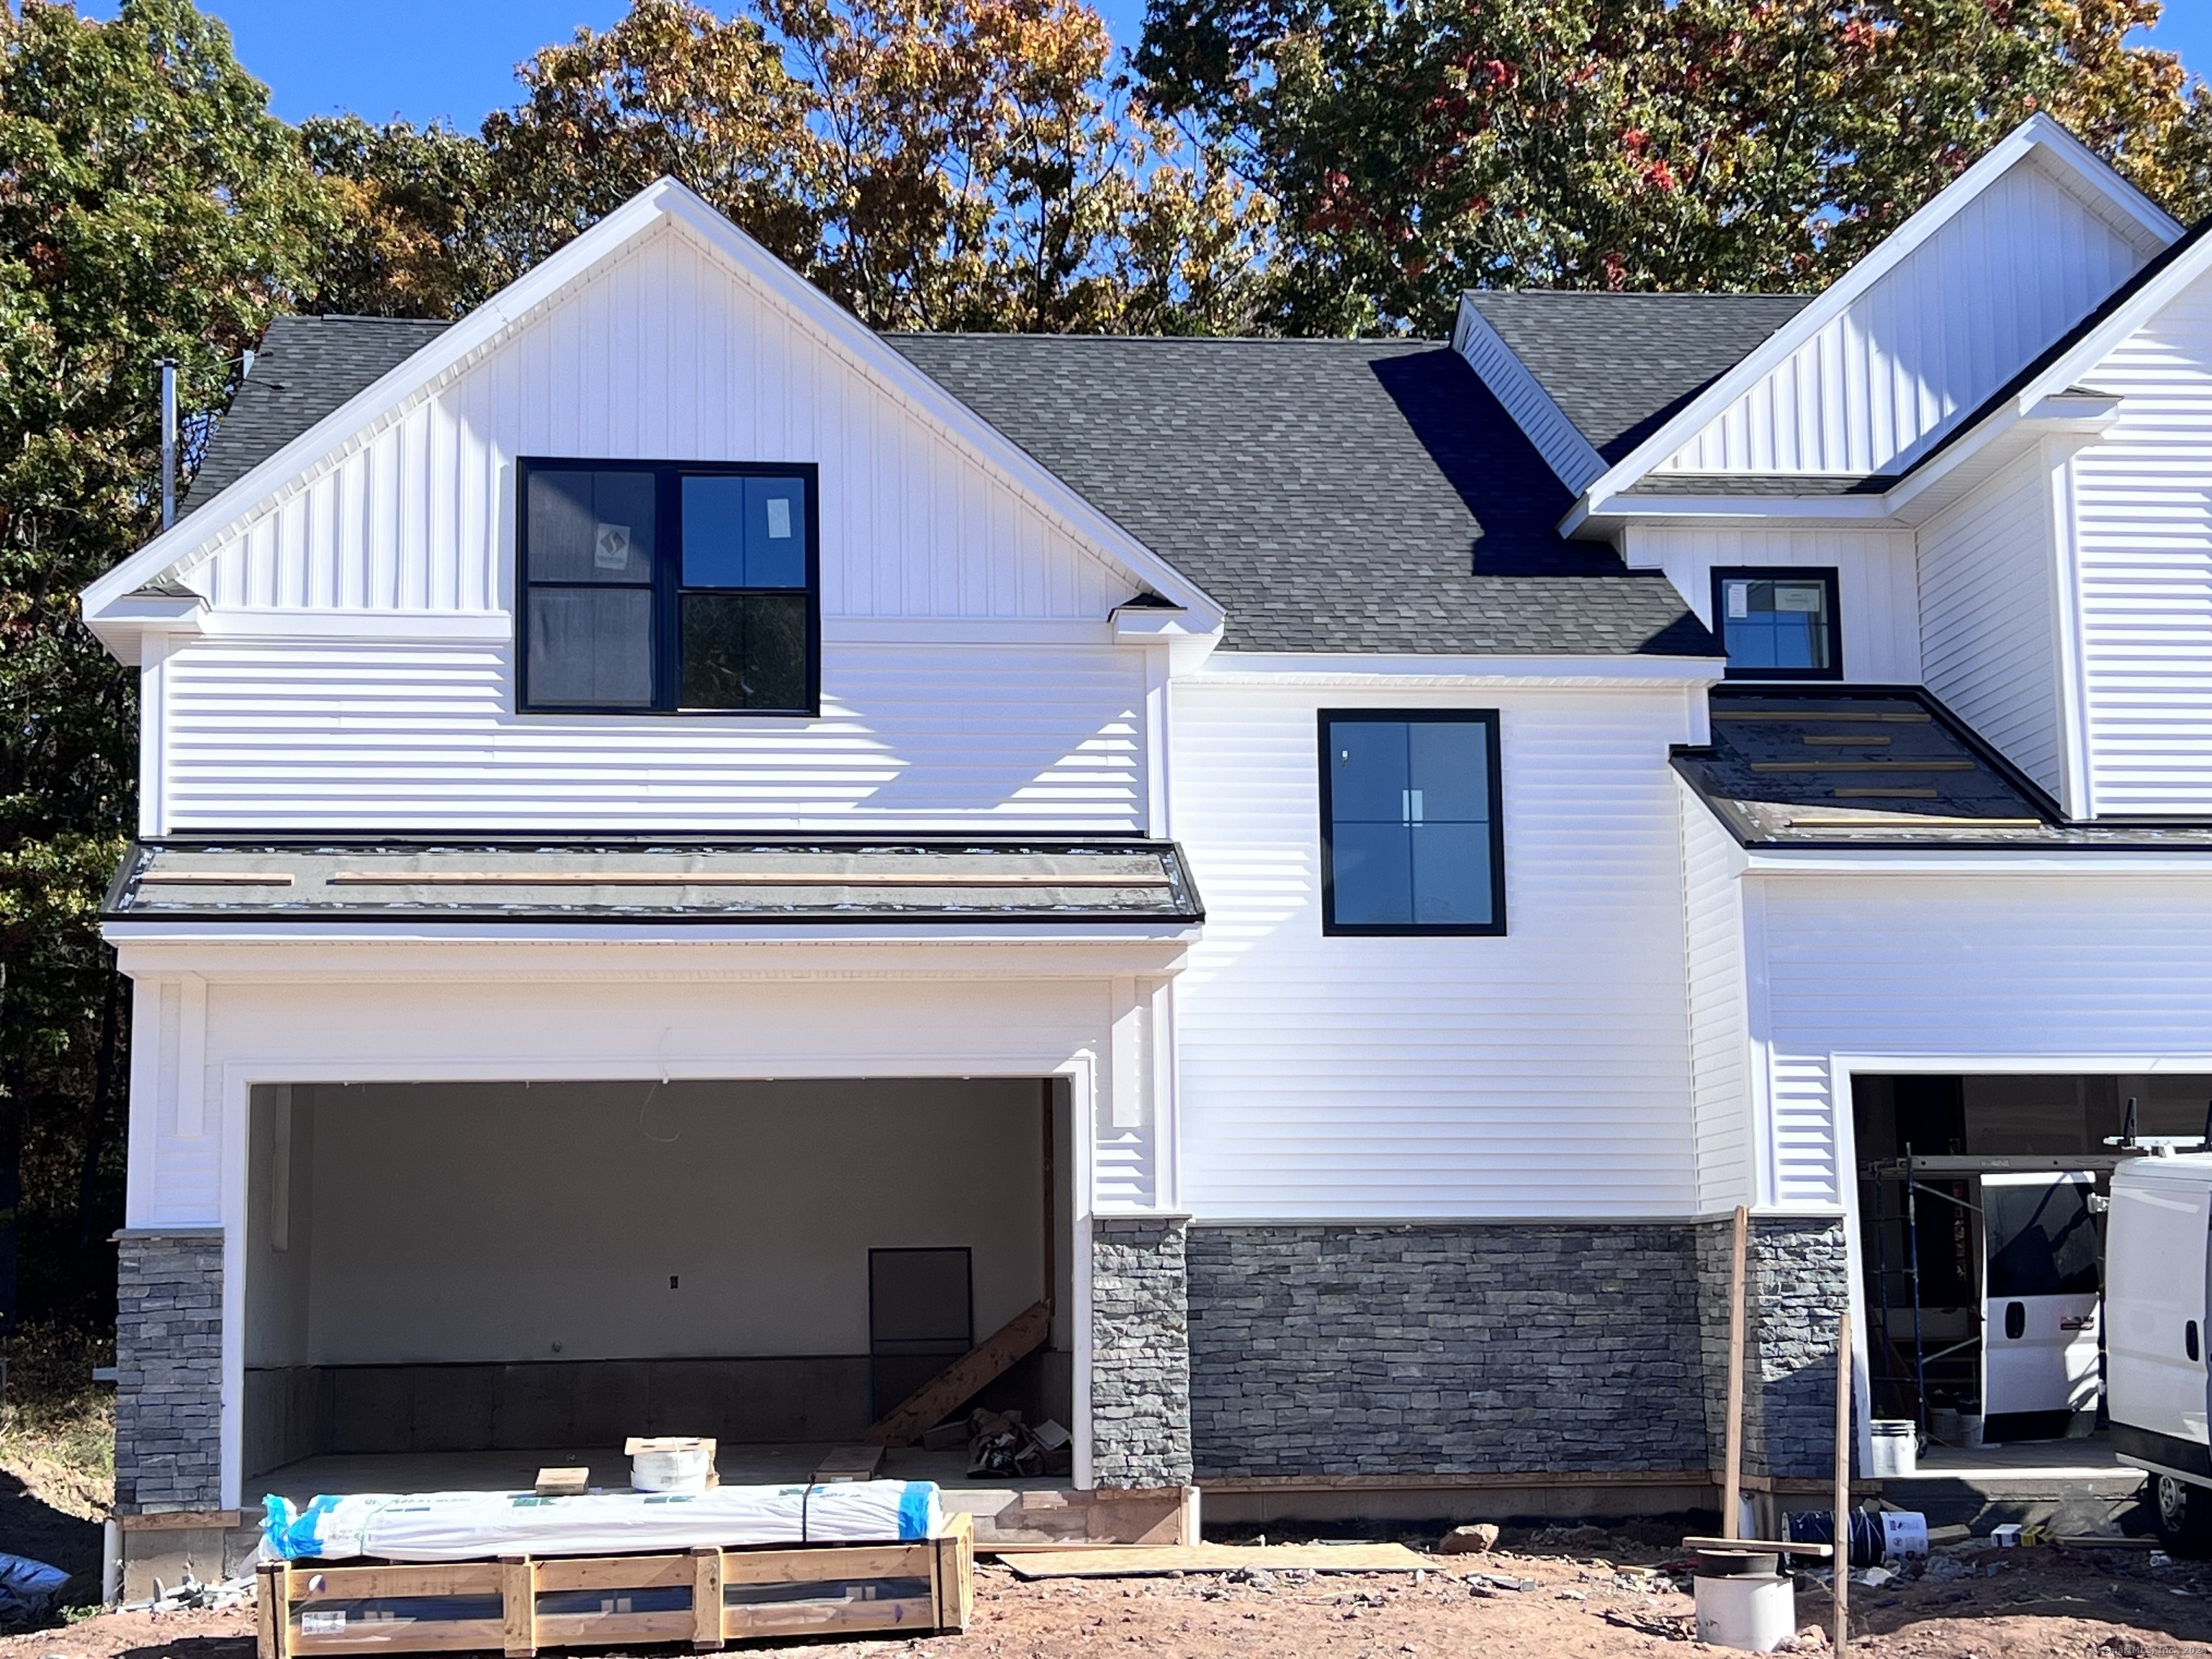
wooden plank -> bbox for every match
[531,1555,692,1593]
[722,1596,937,1639]
[689,1547,724,1651]
[1201,1470,1707,1492]
[719,1543,932,1586]
[330,871,1167,889]
[121,1509,244,1532]
[811,1444,885,1483]
[293,1565,504,1600]
[258,1563,288,1659]
[289,1619,507,1654]
[1681,1537,1833,1558]
[1003,1543,1429,1580]
[1833,1310,1853,1656]
[934,1510,974,1630]
[865,1300,1051,1446]
[535,1610,696,1646]
[533,1467,588,1497]
[500,1556,536,1658]
[1722,1203,1748,1539]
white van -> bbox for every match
[2107,1151,2212,1552]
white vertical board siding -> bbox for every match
[1916,451,2065,798]
[2072,274,2212,813]
[160,637,1146,830]
[1753,873,2212,1208]
[1661,163,2145,475]
[1679,786,1753,1210]
[1630,524,1920,683]
[192,225,1130,622]
[1169,678,1701,1219]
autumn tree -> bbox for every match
[1136,0,2212,333]
[0,0,333,1328]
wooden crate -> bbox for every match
[256,1511,973,1657]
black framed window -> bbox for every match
[1318,710,1505,936]
[518,458,819,714]
[1712,567,1840,680]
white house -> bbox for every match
[79,113,2212,1568]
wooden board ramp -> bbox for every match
[255,1511,972,1658]
[1000,1542,1429,1580]
[864,1300,1051,1447]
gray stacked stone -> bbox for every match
[114,1229,225,1514]
[1090,1217,1192,1487]
[1185,1223,1711,1478]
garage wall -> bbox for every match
[285,1077,1048,1364]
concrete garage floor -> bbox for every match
[1879,1431,2148,1531]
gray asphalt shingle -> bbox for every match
[176,314,1719,660]
[1465,292,1812,462]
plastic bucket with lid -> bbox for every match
[1692,1568,1794,1652]
[1869,1419,1917,1478]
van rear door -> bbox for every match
[2108,1162,2212,1472]
[1981,1171,2103,1436]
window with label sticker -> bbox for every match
[1711,567,1840,680]
[519,459,818,713]
[1318,711,1505,935]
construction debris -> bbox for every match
[122,1570,254,1617]
[966,1407,1073,1478]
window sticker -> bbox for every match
[301,1613,347,1635]
[594,522,632,570]
[1726,581,1749,619]
[765,497,793,539]
[1775,583,1824,612]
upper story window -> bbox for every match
[1318,710,1505,936]
[518,459,819,714]
[1712,567,1840,680]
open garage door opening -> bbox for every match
[242,1076,1076,1494]
[1853,1073,2212,1448]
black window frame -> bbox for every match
[516,456,822,716]
[1710,566,1843,682]
[1317,708,1507,938]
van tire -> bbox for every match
[2153,1475,2212,1556]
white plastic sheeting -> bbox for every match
[261,1481,945,1562]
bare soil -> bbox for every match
[6,1536,2212,1659]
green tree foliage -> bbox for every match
[305,0,1276,333]
[1136,0,2212,333]
[0,0,331,1322]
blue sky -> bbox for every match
[78,0,2212,131]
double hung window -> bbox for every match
[1318,710,1505,935]
[518,459,819,714]
[1712,567,1840,680]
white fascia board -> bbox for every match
[1560,116,2182,533]
[107,930,1200,978]
[85,593,206,665]
[1450,295,1607,492]
[1579,392,2122,530]
[80,177,1225,641]
[1192,649,1723,686]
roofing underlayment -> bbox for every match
[1675,686,2212,849]
[104,840,1205,925]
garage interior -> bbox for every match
[242,1076,1074,1492]
[1853,1071,2212,1446]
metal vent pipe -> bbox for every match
[158,359,177,530]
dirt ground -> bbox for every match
[6,1532,2212,1659]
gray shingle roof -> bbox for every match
[888,334,1714,657]
[184,315,452,505]
[174,314,1717,660]
[1465,292,1812,462]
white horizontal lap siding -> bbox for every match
[1679,786,1753,1211]
[1917,449,2064,797]
[161,638,1144,830]
[1635,524,1918,683]
[1664,165,2143,475]
[2074,276,2212,814]
[1754,873,2212,1208]
[1170,680,1699,1219]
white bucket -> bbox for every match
[1694,1573,1796,1653]
[1869,1420,1917,1478]
[628,1437,714,1493]
[1879,1511,1928,1560]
